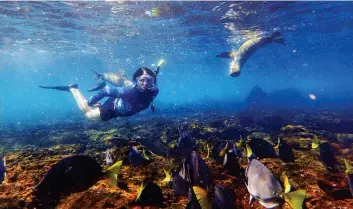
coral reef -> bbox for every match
[0,109,352,208]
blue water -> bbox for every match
[0,1,352,124]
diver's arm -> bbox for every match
[87,86,126,107]
[150,88,159,113]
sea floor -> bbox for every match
[0,109,353,209]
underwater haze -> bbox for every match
[0,1,352,124]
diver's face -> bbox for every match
[137,74,155,91]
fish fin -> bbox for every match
[274,138,281,149]
[219,142,228,157]
[91,69,102,80]
[161,169,172,183]
[344,159,353,174]
[104,160,123,187]
[136,182,147,201]
[271,31,282,38]
[281,172,292,193]
[249,194,254,204]
[283,189,306,209]
[312,135,320,149]
[142,149,150,161]
[274,38,286,45]
[192,186,212,209]
[206,144,210,160]
[246,144,256,159]
[3,157,6,180]
[223,153,228,166]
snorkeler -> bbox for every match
[39,65,162,122]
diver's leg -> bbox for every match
[69,88,102,121]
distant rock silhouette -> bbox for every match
[244,86,310,109]
[245,85,270,108]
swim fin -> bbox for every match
[87,82,106,92]
[38,84,78,92]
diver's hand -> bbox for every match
[93,102,101,108]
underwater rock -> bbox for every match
[219,126,249,141]
[249,132,271,140]
[281,125,307,133]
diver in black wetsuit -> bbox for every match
[39,67,159,121]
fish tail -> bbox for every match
[283,189,306,209]
[104,160,123,187]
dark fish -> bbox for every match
[179,151,213,192]
[0,157,6,184]
[317,179,352,200]
[177,124,196,153]
[168,124,196,158]
[248,138,277,159]
[319,142,337,168]
[134,181,164,207]
[128,146,152,166]
[187,184,233,209]
[33,155,122,208]
[212,141,242,164]
[171,174,189,196]
[276,138,295,163]
[213,184,233,209]
[223,151,242,177]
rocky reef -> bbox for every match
[0,109,353,209]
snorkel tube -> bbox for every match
[154,59,165,76]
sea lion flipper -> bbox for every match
[271,31,282,38]
[216,52,234,59]
[273,38,285,45]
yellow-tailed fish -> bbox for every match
[219,142,229,157]
[142,149,150,161]
[312,135,320,149]
[105,160,123,187]
[281,172,292,193]
[192,186,212,209]
[161,169,172,183]
[136,182,147,201]
[344,159,353,196]
[283,189,306,209]
[274,138,281,149]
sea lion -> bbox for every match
[217,31,285,77]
